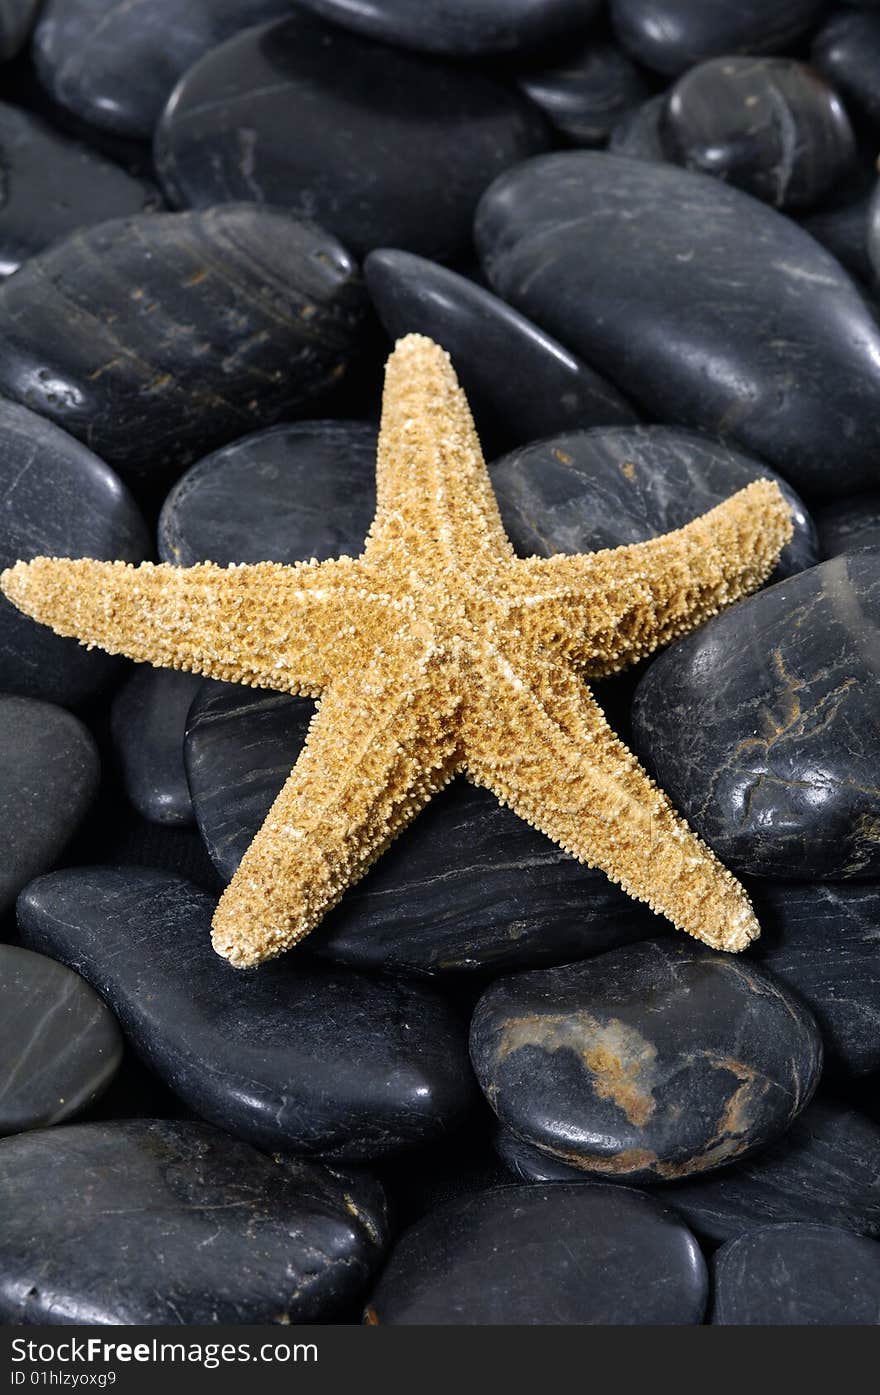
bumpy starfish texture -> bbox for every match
[1,335,793,968]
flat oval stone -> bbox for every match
[110,667,201,825]
[0,205,366,490]
[490,425,817,580]
[470,939,822,1183]
[812,10,880,132]
[611,0,826,76]
[0,102,156,279]
[476,151,880,500]
[0,945,122,1135]
[518,39,651,147]
[158,422,378,568]
[16,867,477,1161]
[815,491,880,557]
[631,552,880,878]
[366,1182,707,1324]
[662,57,855,211]
[710,1224,880,1325]
[292,0,596,55]
[609,93,667,159]
[185,682,658,977]
[154,14,550,261]
[0,399,150,706]
[364,251,637,456]
[0,697,99,914]
[33,0,293,140]
[0,1119,388,1323]
[747,882,880,1077]
[0,0,40,59]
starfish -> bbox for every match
[1,335,792,969]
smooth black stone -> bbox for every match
[293,0,597,55]
[0,102,155,279]
[802,184,876,287]
[16,867,477,1161]
[365,251,637,455]
[0,0,38,58]
[367,1182,707,1325]
[184,683,659,977]
[0,205,365,489]
[0,1119,388,1324]
[631,552,880,879]
[812,11,880,132]
[33,0,292,140]
[110,667,201,826]
[0,698,99,915]
[747,882,880,1077]
[158,421,378,568]
[0,400,150,706]
[611,0,826,77]
[470,939,822,1183]
[518,39,651,147]
[609,93,667,160]
[476,151,880,500]
[0,945,122,1135]
[154,14,550,262]
[662,57,855,211]
[490,425,817,580]
[495,1122,591,1181]
[710,1223,880,1325]
[868,177,880,281]
[815,490,880,557]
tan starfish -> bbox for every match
[1,335,793,968]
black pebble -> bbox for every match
[291,0,597,56]
[812,9,880,132]
[518,39,651,147]
[611,0,826,77]
[815,491,880,557]
[110,667,201,826]
[710,1223,880,1325]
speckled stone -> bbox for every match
[815,491,880,557]
[518,39,651,147]
[476,151,880,500]
[0,399,150,706]
[470,939,822,1183]
[33,0,293,140]
[0,697,99,915]
[366,1183,707,1325]
[292,0,596,55]
[812,10,880,132]
[490,425,817,580]
[710,1224,880,1325]
[609,93,667,160]
[0,1119,388,1324]
[0,945,122,1136]
[631,552,880,879]
[365,251,636,456]
[158,422,378,568]
[17,867,478,1161]
[662,57,855,211]
[0,0,40,59]
[110,667,201,826]
[154,14,549,261]
[0,205,366,490]
[611,0,826,77]
[184,682,658,977]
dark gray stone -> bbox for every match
[0,697,99,914]
[609,93,667,160]
[710,1223,880,1325]
[0,0,39,59]
[802,183,876,287]
[631,552,880,879]
[611,0,826,76]
[184,682,658,977]
[366,1182,707,1324]
[33,0,292,140]
[812,10,880,132]
[470,939,822,1183]
[518,40,651,147]
[365,251,636,457]
[868,178,880,281]
[158,422,378,568]
[0,1119,388,1324]
[154,14,550,262]
[16,867,478,1161]
[0,399,150,706]
[0,945,122,1136]
[490,425,817,580]
[110,667,201,826]
[476,151,880,500]
[294,0,596,55]
[662,57,855,211]
[816,491,880,557]
[0,205,366,490]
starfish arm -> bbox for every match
[509,479,793,676]
[365,333,514,565]
[211,658,463,967]
[463,648,759,953]
[0,555,388,695]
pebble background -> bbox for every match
[0,0,879,1328]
